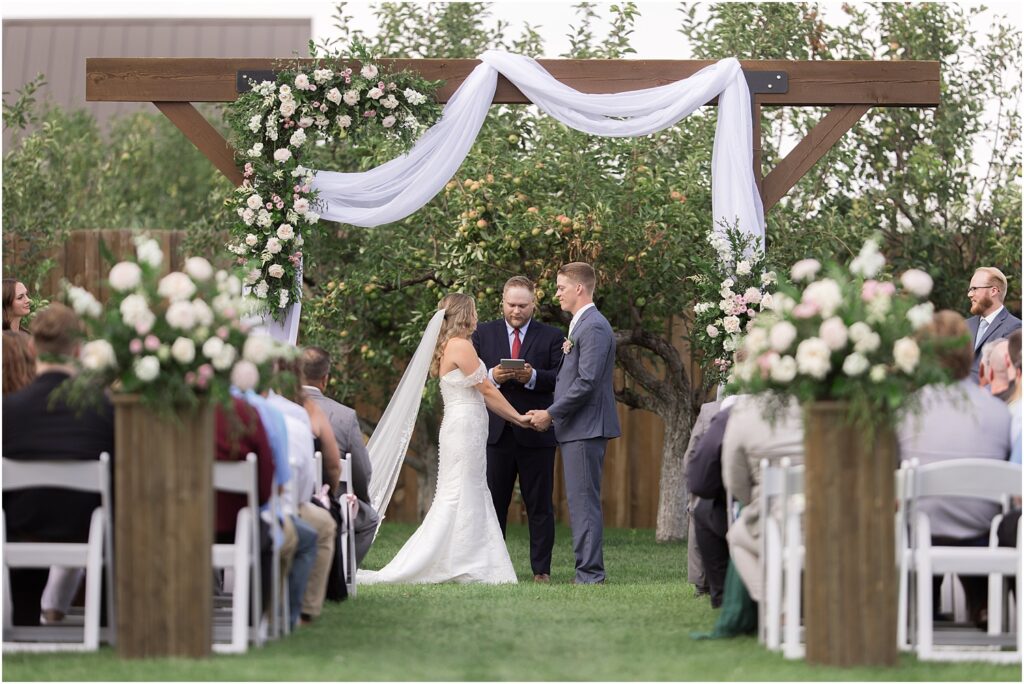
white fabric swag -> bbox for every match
[311,50,765,243]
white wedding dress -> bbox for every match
[359,359,517,585]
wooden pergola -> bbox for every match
[87,58,940,211]
[86,56,940,666]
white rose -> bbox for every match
[723,316,741,334]
[157,272,196,302]
[870,364,887,383]
[246,194,263,210]
[278,84,292,97]
[850,239,886,278]
[381,115,396,128]
[245,234,259,247]
[743,327,769,355]
[267,264,285,278]
[336,114,352,129]
[191,299,214,328]
[706,325,720,338]
[244,269,262,285]
[293,198,310,215]
[279,100,297,118]
[790,258,821,282]
[723,336,737,352]
[761,271,777,286]
[276,223,295,241]
[313,68,333,83]
[171,337,196,364]
[109,262,142,291]
[136,239,164,268]
[212,344,237,371]
[906,302,935,330]
[274,148,292,163]
[360,64,378,79]
[849,321,881,353]
[736,260,752,276]
[241,208,255,225]
[769,321,798,352]
[367,87,382,99]
[202,336,225,360]
[770,355,798,383]
[759,293,776,311]
[721,278,735,289]
[343,89,359,106]
[796,337,832,379]
[900,269,934,298]
[818,316,849,351]
[68,286,103,318]
[266,237,283,254]
[120,294,155,333]
[254,280,270,299]
[256,210,273,228]
[893,337,921,374]
[298,116,314,129]
[803,278,844,317]
[165,300,196,330]
[381,94,399,109]
[81,339,118,371]
[326,87,342,104]
[842,352,870,376]
[290,129,307,147]
[134,355,161,382]
[184,257,213,282]
[294,73,310,90]
[243,335,275,364]
[231,360,260,391]
[742,287,762,305]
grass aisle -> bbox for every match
[3,524,1017,681]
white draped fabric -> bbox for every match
[312,50,764,243]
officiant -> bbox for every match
[473,276,564,583]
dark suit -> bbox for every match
[968,307,1022,381]
[472,317,563,575]
[686,406,733,608]
[2,371,115,626]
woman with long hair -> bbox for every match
[360,293,531,584]
[2,279,32,332]
[2,330,36,395]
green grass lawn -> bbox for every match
[2,523,1018,681]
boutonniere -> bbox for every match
[562,337,574,354]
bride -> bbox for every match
[359,293,532,584]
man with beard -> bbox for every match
[967,267,1021,382]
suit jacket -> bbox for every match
[303,387,372,505]
[898,379,1012,539]
[472,318,563,448]
[687,406,733,501]
[968,307,1022,380]
[548,306,621,442]
[682,401,721,494]
[2,371,115,542]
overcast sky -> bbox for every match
[4,0,1021,60]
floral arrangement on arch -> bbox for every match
[691,227,778,386]
[726,238,954,429]
[63,235,293,413]
[224,43,443,317]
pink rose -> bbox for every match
[792,302,819,319]
[130,338,143,354]
[144,335,161,351]
[217,326,229,340]
[198,363,214,379]
[185,371,197,386]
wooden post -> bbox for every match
[803,402,898,667]
[112,396,214,659]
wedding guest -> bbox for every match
[472,276,563,582]
[967,267,1021,381]
[899,310,1012,626]
[2,278,32,332]
[2,329,36,395]
[721,396,804,602]
[2,303,114,626]
[682,398,721,599]
[300,346,379,566]
[979,338,1014,401]
[1007,330,1022,465]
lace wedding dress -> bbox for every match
[359,359,517,585]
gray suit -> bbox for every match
[967,307,1022,381]
[548,306,621,583]
[304,386,380,565]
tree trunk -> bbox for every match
[654,407,691,542]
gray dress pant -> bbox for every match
[561,437,607,583]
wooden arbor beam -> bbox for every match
[86,57,940,205]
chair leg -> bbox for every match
[82,509,104,651]
[764,520,782,651]
[987,572,1003,636]
[783,514,803,659]
[916,554,934,660]
[897,550,909,651]
[231,513,251,654]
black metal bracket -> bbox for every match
[744,70,788,95]
[237,70,278,93]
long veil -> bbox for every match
[365,308,446,529]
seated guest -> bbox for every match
[2,278,32,332]
[266,369,337,625]
[686,397,737,608]
[1007,330,1022,465]
[979,338,1014,401]
[683,399,721,599]
[2,303,114,626]
[3,329,36,395]
[721,396,804,602]
[898,310,1012,626]
[967,267,1021,381]
[300,346,380,565]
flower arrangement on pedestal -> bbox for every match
[725,237,954,426]
[224,44,443,317]
[64,234,292,412]
[691,227,778,385]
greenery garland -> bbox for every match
[224,44,443,316]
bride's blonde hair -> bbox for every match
[431,293,477,377]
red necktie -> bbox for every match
[511,328,521,359]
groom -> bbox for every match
[529,262,620,584]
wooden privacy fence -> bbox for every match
[4,229,672,528]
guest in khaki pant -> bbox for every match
[298,502,336,620]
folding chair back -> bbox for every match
[338,453,357,597]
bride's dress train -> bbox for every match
[359,360,517,584]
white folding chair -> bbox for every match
[759,457,805,658]
[338,453,357,598]
[212,453,264,653]
[2,453,115,652]
[266,483,289,640]
[902,458,1021,662]
[313,451,323,493]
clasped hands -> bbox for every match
[514,409,552,432]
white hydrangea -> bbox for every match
[157,272,196,302]
[184,257,213,282]
[254,280,270,299]
[735,260,752,276]
[893,337,921,374]
[135,238,164,268]
[769,321,798,352]
[381,94,400,109]
[248,114,262,132]
[279,289,290,308]
[67,286,103,318]
[900,269,934,298]
[760,271,777,286]
[790,258,821,282]
[134,356,161,382]
[795,337,831,379]
[165,300,197,330]
[770,355,798,383]
[906,302,935,330]
[81,339,118,371]
[230,360,260,391]
[120,294,156,334]
[171,337,196,364]
[802,278,843,317]
[290,129,307,147]
[202,336,225,360]
[247,142,265,157]
[109,262,142,291]
[191,299,214,328]
[850,239,886,278]
[818,316,849,351]
[403,88,426,105]
[842,352,869,376]
[212,344,237,371]
[243,335,275,364]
